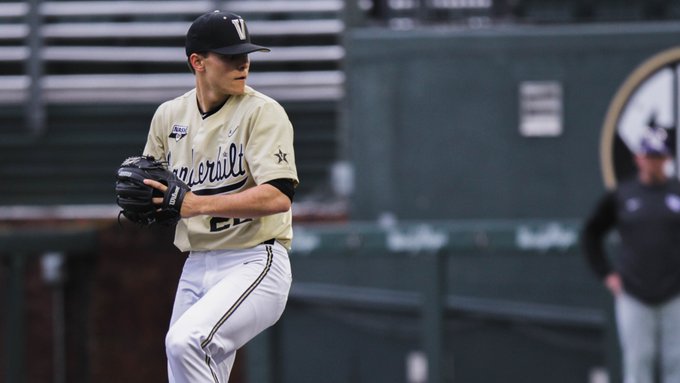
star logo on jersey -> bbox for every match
[169,124,189,142]
[274,149,288,164]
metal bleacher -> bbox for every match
[0,0,345,208]
[0,0,345,105]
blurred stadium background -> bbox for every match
[2,0,680,382]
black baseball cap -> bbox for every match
[185,10,270,57]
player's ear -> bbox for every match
[189,53,206,73]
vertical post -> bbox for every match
[342,0,364,29]
[26,0,45,135]
[422,249,445,383]
[372,0,391,24]
[41,252,66,383]
[4,254,27,383]
[417,0,430,25]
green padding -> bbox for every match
[292,219,582,254]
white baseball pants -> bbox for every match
[166,242,292,383]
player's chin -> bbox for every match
[228,82,246,95]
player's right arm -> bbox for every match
[145,179,291,219]
[580,191,618,280]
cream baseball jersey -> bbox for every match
[143,86,298,251]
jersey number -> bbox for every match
[209,217,252,232]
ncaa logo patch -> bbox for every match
[601,47,680,189]
[170,124,189,142]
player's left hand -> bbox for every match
[143,178,196,218]
[115,155,191,226]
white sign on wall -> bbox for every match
[519,81,563,137]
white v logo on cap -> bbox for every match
[185,11,270,56]
[231,19,246,40]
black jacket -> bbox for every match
[581,177,680,304]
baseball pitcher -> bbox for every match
[118,10,299,382]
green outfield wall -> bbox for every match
[343,22,680,220]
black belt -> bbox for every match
[261,238,275,245]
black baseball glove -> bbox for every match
[115,155,190,226]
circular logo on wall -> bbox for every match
[601,47,680,189]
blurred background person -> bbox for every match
[581,127,680,383]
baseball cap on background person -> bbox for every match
[185,10,270,57]
[638,127,672,157]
